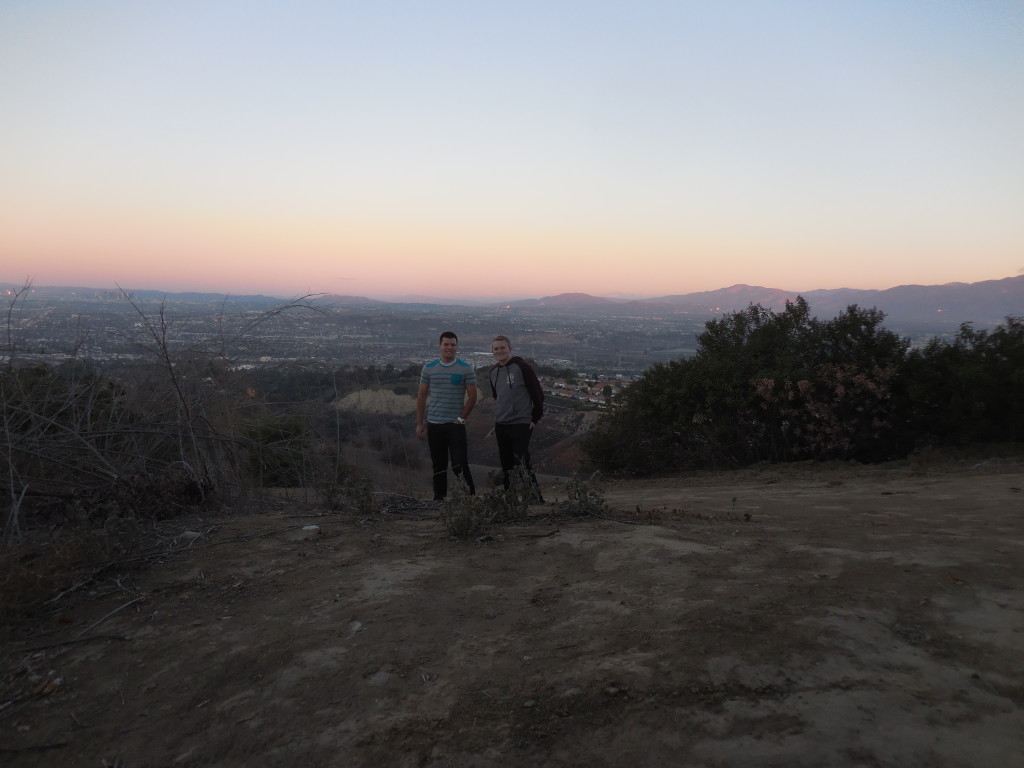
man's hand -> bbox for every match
[416,382,429,440]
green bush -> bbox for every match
[583,299,911,473]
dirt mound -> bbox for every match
[335,388,417,416]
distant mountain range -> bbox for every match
[324,275,1024,327]
[6,276,1022,328]
[642,277,1024,327]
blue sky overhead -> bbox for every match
[2,0,1023,299]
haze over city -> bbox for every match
[2,1,1023,301]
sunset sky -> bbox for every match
[2,1,1023,300]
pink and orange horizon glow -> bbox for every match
[3,2,1023,301]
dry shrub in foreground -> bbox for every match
[556,474,608,517]
[439,469,534,539]
[440,471,605,539]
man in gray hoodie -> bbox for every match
[487,335,545,502]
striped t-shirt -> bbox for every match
[420,358,476,423]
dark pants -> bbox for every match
[494,422,542,499]
[426,422,474,500]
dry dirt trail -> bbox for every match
[3,457,1023,767]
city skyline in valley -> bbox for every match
[3,2,1023,299]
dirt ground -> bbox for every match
[3,456,1023,767]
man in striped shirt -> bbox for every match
[416,331,477,500]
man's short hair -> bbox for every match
[439,331,458,343]
[492,334,512,347]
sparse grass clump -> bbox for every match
[488,467,536,522]
[318,472,375,514]
[438,479,488,539]
[557,474,607,517]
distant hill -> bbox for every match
[648,284,797,313]
[318,294,386,307]
[506,292,625,309]
[488,276,1023,328]
[803,278,1024,327]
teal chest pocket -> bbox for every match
[450,374,463,385]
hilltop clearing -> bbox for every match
[3,457,1023,767]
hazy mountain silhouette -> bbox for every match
[505,292,624,309]
[8,276,1021,328]
[500,276,1023,327]
[318,294,387,307]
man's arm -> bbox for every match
[462,382,478,419]
[415,382,429,439]
[520,361,545,424]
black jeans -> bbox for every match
[426,422,474,500]
[494,422,541,497]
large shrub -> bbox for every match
[583,299,910,473]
